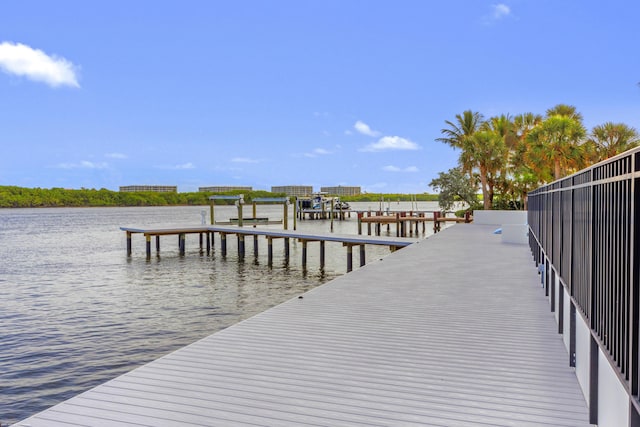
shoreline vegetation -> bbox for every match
[0,186,438,208]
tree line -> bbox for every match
[0,186,438,208]
[0,187,284,208]
[431,104,639,211]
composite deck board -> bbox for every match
[15,224,590,426]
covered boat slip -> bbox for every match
[16,224,589,426]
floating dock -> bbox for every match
[16,224,589,426]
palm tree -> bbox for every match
[436,110,484,180]
[546,104,584,122]
[526,115,587,181]
[586,122,640,161]
[510,113,545,207]
[458,129,507,210]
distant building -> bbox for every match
[119,185,177,193]
[320,186,361,197]
[199,186,253,193]
[271,185,313,197]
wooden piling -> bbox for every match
[283,203,288,230]
[320,241,325,269]
[359,244,366,267]
[293,197,297,230]
[284,238,290,262]
[145,234,151,259]
[302,240,308,268]
[206,232,211,254]
[253,235,258,258]
[126,231,132,256]
[238,235,245,259]
[267,237,273,266]
[156,235,160,253]
[346,244,353,272]
[179,233,185,255]
[221,233,227,257]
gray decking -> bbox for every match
[15,224,590,426]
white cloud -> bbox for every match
[105,152,127,159]
[55,160,108,169]
[303,148,332,158]
[155,162,195,170]
[231,157,262,163]
[174,162,195,170]
[0,41,80,88]
[382,165,419,173]
[483,4,511,24]
[354,120,381,137]
[360,136,420,152]
[493,4,511,19]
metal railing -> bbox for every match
[527,148,640,423]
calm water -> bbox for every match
[0,202,438,425]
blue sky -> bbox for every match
[1,1,639,193]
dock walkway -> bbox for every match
[16,224,589,426]
[121,225,421,271]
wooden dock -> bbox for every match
[120,225,420,272]
[357,211,472,236]
[16,224,589,426]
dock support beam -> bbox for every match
[145,234,151,259]
[179,233,185,255]
[254,235,258,258]
[267,237,273,266]
[320,241,325,269]
[346,244,353,272]
[126,231,132,256]
[284,203,288,230]
[284,238,290,263]
[221,233,227,257]
[359,244,366,267]
[302,240,308,268]
[293,197,297,230]
[156,236,160,253]
[206,232,211,254]
[238,235,245,259]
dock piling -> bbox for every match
[238,235,245,259]
[346,244,353,272]
[254,235,259,258]
[126,231,132,256]
[179,233,185,255]
[221,233,227,257]
[284,238,290,262]
[302,240,308,268]
[145,234,151,259]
